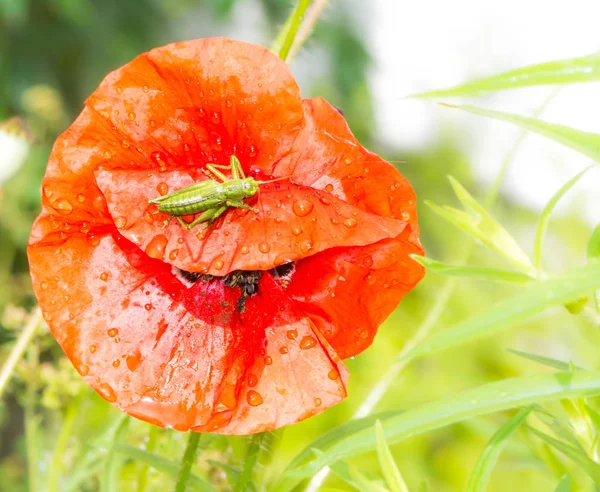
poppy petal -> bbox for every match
[85,38,304,173]
[95,168,407,274]
[28,232,347,433]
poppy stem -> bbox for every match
[0,306,42,400]
[175,432,201,492]
[273,0,313,62]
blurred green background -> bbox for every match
[1,1,598,491]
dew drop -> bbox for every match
[401,211,411,221]
[157,182,169,195]
[300,336,317,350]
[97,383,117,402]
[146,235,168,260]
[177,237,185,245]
[74,360,89,376]
[286,329,298,340]
[314,397,322,407]
[363,256,373,268]
[240,245,250,255]
[328,369,338,380]
[114,216,127,228]
[169,249,179,260]
[89,345,97,354]
[126,352,142,371]
[43,186,53,198]
[80,221,91,234]
[150,151,167,167]
[319,196,331,205]
[359,330,369,339]
[292,199,314,217]
[128,112,136,121]
[121,139,130,149]
[100,272,108,281]
[75,194,85,203]
[247,374,258,387]
[211,112,220,124]
[107,328,119,338]
[144,303,153,311]
[53,198,73,215]
[279,346,289,355]
[265,356,273,365]
[292,226,303,236]
[87,233,100,246]
[225,99,232,108]
[112,359,121,368]
[247,390,263,407]
[324,184,334,193]
[343,217,357,228]
[248,145,257,157]
[258,242,271,254]
[40,281,48,290]
[213,259,224,271]
[114,336,121,343]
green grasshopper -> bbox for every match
[149,155,272,230]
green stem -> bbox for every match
[101,415,130,492]
[47,392,84,492]
[0,307,42,400]
[272,0,313,62]
[286,0,329,63]
[25,333,41,492]
[175,432,201,492]
[137,425,159,492]
[234,433,264,492]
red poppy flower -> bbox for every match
[28,38,424,434]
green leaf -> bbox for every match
[554,474,571,492]
[401,260,600,362]
[527,425,600,484]
[465,407,532,492]
[588,226,600,313]
[534,165,597,270]
[375,421,409,492]
[409,53,600,98]
[506,349,586,372]
[411,255,534,284]
[234,433,264,492]
[427,177,533,272]
[175,433,202,492]
[328,456,388,492]
[281,371,600,487]
[114,444,216,491]
[446,105,600,164]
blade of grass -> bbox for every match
[115,443,216,491]
[175,432,202,492]
[554,474,572,492]
[375,421,409,492]
[465,407,532,492]
[506,349,586,372]
[589,226,600,313]
[411,255,534,284]
[401,260,600,362]
[271,0,312,61]
[534,165,597,270]
[279,371,600,487]
[101,415,130,492]
[527,425,600,484]
[234,433,264,492]
[410,53,600,98]
[446,104,600,164]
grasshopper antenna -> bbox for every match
[256,176,290,185]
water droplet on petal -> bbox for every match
[363,256,373,268]
[401,211,411,221]
[292,199,314,217]
[258,242,271,254]
[150,151,167,167]
[76,194,86,203]
[247,390,263,407]
[89,345,97,353]
[80,221,91,234]
[146,235,168,260]
[319,196,330,205]
[114,216,127,228]
[213,259,224,271]
[128,112,136,121]
[247,374,258,387]
[314,397,322,407]
[240,245,250,255]
[126,352,143,371]
[248,145,257,157]
[299,240,313,254]
[87,233,100,246]
[328,369,338,380]
[74,360,89,376]
[40,281,48,290]
[279,346,288,354]
[324,184,334,193]
[43,186,53,198]
[112,359,121,367]
[265,356,273,365]
[292,227,303,236]
[100,272,108,281]
[142,85,149,93]
[169,249,179,260]
[53,198,73,215]
[211,112,220,124]
[286,329,298,340]
[157,182,169,195]
[300,336,317,350]
[107,328,119,337]
[366,273,376,285]
[97,383,117,402]
[343,217,357,228]
[144,303,153,311]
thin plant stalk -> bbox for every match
[0,307,42,399]
[272,0,313,61]
[175,432,201,492]
[286,0,329,63]
[137,425,160,492]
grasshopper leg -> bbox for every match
[185,205,228,230]
[226,200,258,213]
